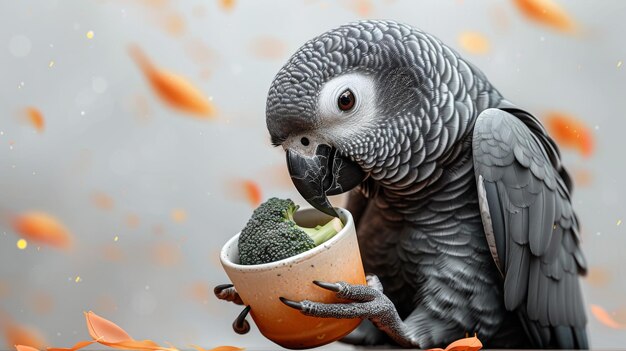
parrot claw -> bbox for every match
[214,283,244,305]
[312,280,341,292]
[280,275,420,348]
[232,305,251,334]
[279,296,304,310]
[214,283,233,294]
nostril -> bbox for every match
[300,137,310,146]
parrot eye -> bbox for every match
[337,89,355,111]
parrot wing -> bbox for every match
[471,107,588,349]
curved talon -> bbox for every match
[313,280,341,292]
[232,305,251,335]
[279,296,303,310]
[214,283,234,295]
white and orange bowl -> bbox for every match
[220,207,366,349]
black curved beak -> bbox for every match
[286,144,365,217]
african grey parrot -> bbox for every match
[215,20,588,349]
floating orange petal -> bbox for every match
[162,12,185,36]
[586,267,610,287]
[543,112,593,157]
[190,346,243,351]
[125,214,140,229]
[92,192,114,210]
[24,107,45,132]
[458,32,490,55]
[572,168,593,187]
[186,282,210,305]
[170,209,187,223]
[445,336,483,351]
[102,244,125,263]
[16,345,40,351]
[590,304,626,329]
[218,0,235,11]
[29,292,54,315]
[12,211,72,249]
[3,323,47,350]
[249,37,287,60]
[513,0,576,33]
[243,180,262,207]
[150,242,182,267]
[85,311,131,343]
[426,336,482,351]
[47,340,97,351]
[129,45,215,118]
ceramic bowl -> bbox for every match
[220,207,366,349]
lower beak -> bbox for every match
[286,144,365,217]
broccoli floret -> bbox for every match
[238,197,343,265]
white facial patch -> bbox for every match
[316,72,378,142]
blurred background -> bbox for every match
[0,0,625,349]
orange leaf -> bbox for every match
[426,336,482,351]
[590,304,626,329]
[129,45,215,118]
[3,323,46,350]
[47,340,97,351]
[191,346,243,351]
[12,212,72,249]
[92,192,114,210]
[16,345,40,351]
[445,336,483,351]
[218,0,235,11]
[513,0,576,33]
[100,340,177,351]
[249,37,287,60]
[543,112,594,157]
[243,180,262,207]
[458,32,490,55]
[24,107,45,132]
[84,311,132,343]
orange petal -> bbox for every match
[47,340,97,351]
[129,45,215,118]
[16,345,40,351]
[458,32,490,55]
[243,180,262,207]
[191,346,243,351]
[445,336,483,351]
[12,211,72,249]
[3,323,46,350]
[24,107,45,132]
[590,304,626,329]
[84,311,132,343]
[513,0,576,33]
[162,12,185,36]
[543,112,594,157]
[170,209,187,223]
[101,340,176,351]
[150,242,182,267]
[92,192,114,210]
[218,0,235,11]
[249,37,286,60]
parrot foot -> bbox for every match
[214,283,244,305]
[280,274,420,348]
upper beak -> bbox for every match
[286,144,365,217]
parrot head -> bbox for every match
[266,20,483,216]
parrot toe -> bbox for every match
[232,305,251,334]
[214,283,244,305]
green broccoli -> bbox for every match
[238,197,343,265]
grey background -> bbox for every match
[0,0,625,349]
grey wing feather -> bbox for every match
[472,107,588,349]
